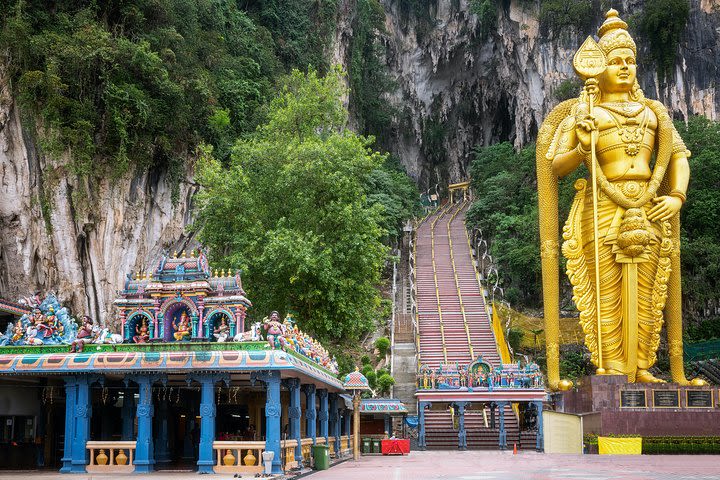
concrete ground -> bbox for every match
[1,452,719,480]
[306,451,720,480]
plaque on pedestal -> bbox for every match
[686,390,713,408]
[620,390,647,408]
[652,390,679,408]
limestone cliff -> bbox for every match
[364,0,720,186]
[1,0,719,325]
[0,64,197,325]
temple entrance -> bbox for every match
[156,387,200,470]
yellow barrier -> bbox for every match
[492,306,512,364]
[598,437,642,455]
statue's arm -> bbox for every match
[649,120,691,221]
[668,151,690,197]
[551,115,585,178]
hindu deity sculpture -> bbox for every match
[173,312,192,341]
[11,322,24,343]
[537,9,703,388]
[263,311,284,349]
[69,316,95,353]
[213,317,230,343]
[134,318,150,343]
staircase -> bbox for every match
[423,407,536,450]
[414,201,525,450]
[415,202,500,368]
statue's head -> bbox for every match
[597,9,638,94]
[270,311,279,321]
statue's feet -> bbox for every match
[605,368,625,375]
[690,377,708,386]
[636,369,666,383]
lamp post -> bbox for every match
[342,368,370,461]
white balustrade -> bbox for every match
[86,441,135,473]
[213,439,301,474]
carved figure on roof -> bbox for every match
[134,318,150,343]
[233,321,261,342]
[97,327,123,344]
[263,311,284,349]
[69,316,94,353]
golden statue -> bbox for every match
[536,9,704,389]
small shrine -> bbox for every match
[114,250,252,342]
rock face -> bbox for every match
[369,0,720,186]
[0,65,197,326]
[1,0,719,324]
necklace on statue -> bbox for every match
[606,107,649,160]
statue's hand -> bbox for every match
[575,114,597,152]
[648,196,683,222]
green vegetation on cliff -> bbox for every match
[0,0,340,187]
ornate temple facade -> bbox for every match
[0,252,352,475]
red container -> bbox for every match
[381,439,410,455]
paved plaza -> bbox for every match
[1,451,719,480]
[307,451,720,480]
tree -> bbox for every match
[195,67,390,342]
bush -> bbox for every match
[365,370,377,390]
[361,354,371,365]
[376,373,395,395]
[553,78,583,102]
[375,336,391,357]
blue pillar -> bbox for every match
[70,376,92,473]
[384,415,391,436]
[121,388,135,441]
[262,371,282,474]
[197,376,217,473]
[134,376,155,473]
[418,401,429,450]
[318,389,328,444]
[329,393,340,456]
[497,401,507,450]
[156,398,170,465]
[344,410,351,438]
[456,402,467,450]
[60,377,77,473]
[334,398,342,456]
[285,379,303,468]
[534,401,544,452]
[302,384,317,445]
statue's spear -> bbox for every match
[573,37,608,375]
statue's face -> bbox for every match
[599,48,636,94]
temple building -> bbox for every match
[0,251,352,474]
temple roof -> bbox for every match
[342,368,370,390]
[360,398,408,414]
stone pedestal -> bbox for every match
[557,375,720,436]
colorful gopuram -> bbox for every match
[115,250,251,342]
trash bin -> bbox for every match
[372,438,381,454]
[312,445,330,470]
[362,437,371,454]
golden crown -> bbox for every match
[597,9,637,55]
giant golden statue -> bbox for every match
[537,9,704,389]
